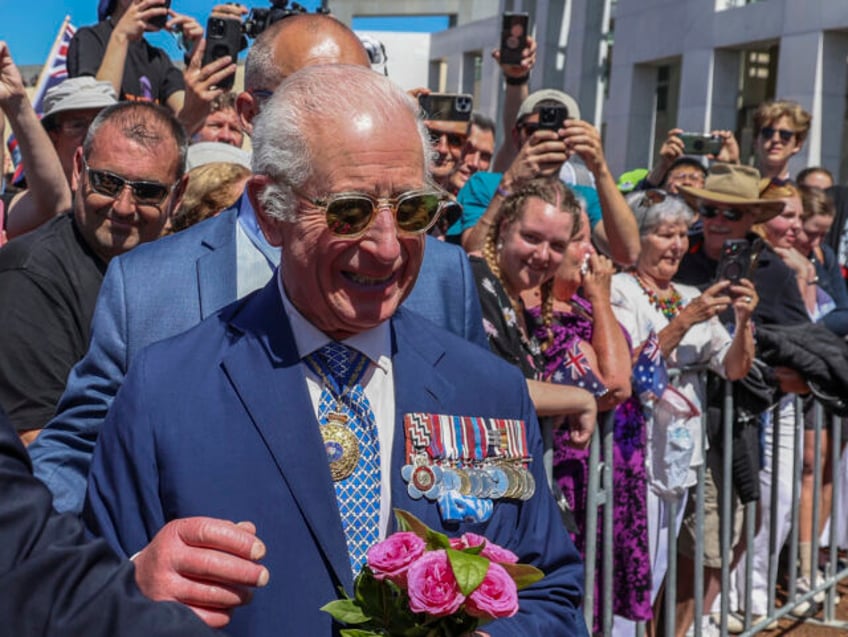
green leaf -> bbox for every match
[500,562,545,590]
[320,599,370,624]
[446,548,489,596]
[393,509,450,550]
[340,629,385,637]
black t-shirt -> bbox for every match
[0,213,107,430]
[675,232,810,327]
[67,19,184,104]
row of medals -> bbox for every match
[407,455,536,501]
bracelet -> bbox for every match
[496,185,512,198]
[505,75,529,86]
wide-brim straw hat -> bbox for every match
[677,163,785,223]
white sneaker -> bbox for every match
[712,611,745,634]
[684,615,721,637]
[796,574,826,605]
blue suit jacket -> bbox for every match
[30,204,487,513]
[0,407,218,637]
[85,280,586,636]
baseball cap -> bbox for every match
[41,77,118,128]
[187,142,252,171]
[617,168,649,193]
[515,89,581,124]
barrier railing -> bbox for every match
[554,369,848,636]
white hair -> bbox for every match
[251,64,432,221]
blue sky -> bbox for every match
[4,1,449,66]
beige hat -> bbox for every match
[677,163,785,223]
[516,89,581,124]
[41,77,117,128]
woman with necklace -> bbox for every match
[609,190,757,633]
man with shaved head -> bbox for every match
[30,12,484,518]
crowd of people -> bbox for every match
[1,2,848,636]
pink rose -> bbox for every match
[406,550,465,617]
[451,532,519,564]
[465,562,519,619]
[366,532,426,587]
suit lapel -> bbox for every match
[221,282,353,589]
[196,209,238,320]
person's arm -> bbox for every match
[175,38,238,136]
[563,120,640,266]
[818,246,848,337]
[643,128,685,188]
[580,253,632,408]
[29,258,131,514]
[774,245,818,317]
[491,35,537,173]
[462,130,567,253]
[0,42,70,237]
[96,0,168,95]
[525,378,596,447]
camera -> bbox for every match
[418,93,473,122]
[538,105,569,130]
[715,239,752,284]
[202,16,243,90]
[500,12,529,66]
[148,0,171,30]
[243,0,323,39]
[679,132,722,156]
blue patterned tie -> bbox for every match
[307,342,381,575]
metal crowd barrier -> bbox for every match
[544,370,848,636]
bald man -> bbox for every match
[30,13,486,512]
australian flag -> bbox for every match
[6,17,75,186]
[551,341,608,397]
[632,329,668,402]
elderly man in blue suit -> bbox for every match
[29,13,486,515]
[85,64,586,635]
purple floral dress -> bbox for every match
[529,298,652,627]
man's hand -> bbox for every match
[178,39,238,135]
[134,517,270,628]
[0,41,27,110]
[709,129,740,163]
[167,11,205,50]
[501,130,567,191]
[561,119,608,176]
[492,34,537,80]
[113,0,170,41]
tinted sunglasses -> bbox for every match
[759,126,795,143]
[699,204,745,222]
[83,159,175,205]
[428,130,464,149]
[302,189,449,238]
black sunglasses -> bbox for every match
[428,131,464,149]
[83,159,175,205]
[699,204,746,222]
[299,189,448,238]
[759,126,795,143]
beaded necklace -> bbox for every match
[632,272,683,319]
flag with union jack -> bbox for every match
[632,329,668,401]
[6,16,75,185]
[551,340,607,397]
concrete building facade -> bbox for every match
[330,0,848,181]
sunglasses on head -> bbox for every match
[83,159,175,205]
[759,126,795,143]
[300,189,449,238]
[699,204,746,222]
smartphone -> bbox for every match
[418,93,473,122]
[148,0,172,30]
[538,105,569,130]
[500,12,529,66]
[201,16,243,90]
[679,132,722,156]
[714,239,752,284]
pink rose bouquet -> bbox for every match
[321,510,543,636]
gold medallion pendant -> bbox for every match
[322,413,360,481]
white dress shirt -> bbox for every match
[277,275,396,539]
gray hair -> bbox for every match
[626,189,695,237]
[244,20,287,92]
[251,64,432,221]
[83,101,188,179]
